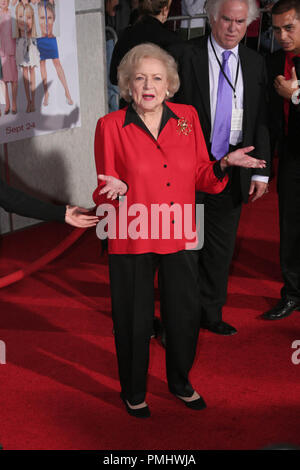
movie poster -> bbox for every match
[0,0,80,144]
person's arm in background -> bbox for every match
[0,178,98,228]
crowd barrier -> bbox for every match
[166,10,277,52]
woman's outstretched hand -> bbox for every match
[220,146,266,171]
[98,174,128,200]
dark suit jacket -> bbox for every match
[266,49,300,159]
[168,36,271,203]
[0,177,65,222]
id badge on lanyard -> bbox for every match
[231,77,243,132]
[231,108,243,131]
[210,36,244,133]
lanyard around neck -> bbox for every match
[210,35,240,100]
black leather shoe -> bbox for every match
[261,299,300,320]
[120,394,150,418]
[201,320,237,336]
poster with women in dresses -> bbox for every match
[0,0,80,144]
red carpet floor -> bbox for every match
[0,181,300,450]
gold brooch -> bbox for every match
[177,117,192,135]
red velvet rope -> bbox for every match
[0,227,87,289]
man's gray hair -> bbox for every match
[204,0,260,26]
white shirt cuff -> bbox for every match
[251,175,269,183]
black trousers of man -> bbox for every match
[108,250,201,405]
[196,166,243,325]
[278,147,300,304]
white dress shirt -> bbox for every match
[208,34,268,183]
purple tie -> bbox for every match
[211,50,232,160]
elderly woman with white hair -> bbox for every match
[93,43,266,418]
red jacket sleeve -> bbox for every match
[92,117,125,208]
[192,107,228,193]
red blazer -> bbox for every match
[93,102,228,254]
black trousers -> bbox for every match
[108,250,201,405]
[196,166,242,324]
[278,152,300,303]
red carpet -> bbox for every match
[0,181,300,450]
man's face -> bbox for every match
[210,0,248,49]
[272,9,300,54]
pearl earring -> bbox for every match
[166,90,170,97]
[129,89,132,97]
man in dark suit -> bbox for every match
[262,0,300,320]
[169,0,270,335]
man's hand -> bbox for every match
[98,174,128,200]
[65,206,99,228]
[248,180,268,203]
[274,68,299,100]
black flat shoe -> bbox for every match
[120,394,150,418]
[261,299,300,320]
[175,393,207,410]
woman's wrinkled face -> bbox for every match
[129,57,169,113]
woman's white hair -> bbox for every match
[204,0,259,26]
[118,43,180,103]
